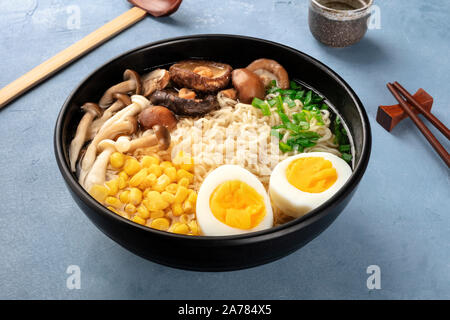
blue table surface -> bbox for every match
[0,0,449,300]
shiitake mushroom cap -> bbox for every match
[169,60,232,92]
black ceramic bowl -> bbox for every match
[54,34,371,271]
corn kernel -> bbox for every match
[171,222,190,235]
[164,166,177,182]
[107,206,119,215]
[141,155,159,167]
[147,164,162,177]
[188,220,200,235]
[178,177,189,188]
[173,151,194,172]
[118,176,127,189]
[124,158,141,176]
[124,203,137,214]
[129,188,142,205]
[160,161,173,170]
[165,183,178,194]
[119,190,130,204]
[153,174,171,192]
[136,205,150,219]
[177,169,194,183]
[174,186,189,203]
[150,210,165,219]
[182,200,194,214]
[172,203,183,216]
[105,178,119,196]
[104,196,122,209]
[139,173,157,189]
[161,191,175,204]
[144,191,169,211]
[187,190,197,204]
[118,171,129,181]
[131,215,146,225]
[110,152,125,169]
[121,212,131,219]
[180,214,191,224]
[89,185,109,203]
[151,218,170,231]
[129,168,148,187]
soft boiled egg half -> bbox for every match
[269,152,352,218]
[196,165,273,236]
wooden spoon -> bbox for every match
[0,0,183,109]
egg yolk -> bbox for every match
[286,157,337,193]
[209,180,266,230]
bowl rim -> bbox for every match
[54,34,371,244]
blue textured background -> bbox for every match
[0,0,449,299]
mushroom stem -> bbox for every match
[83,139,116,191]
[116,126,171,153]
[79,116,137,186]
[116,134,158,153]
[98,69,142,108]
[88,93,131,140]
[69,103,102,172]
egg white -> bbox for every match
[196,165,274,236]
[269,152,352,218]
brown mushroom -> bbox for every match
[169,60,232,92]
[140,68,171,97]
[231,69,265,104]
[98,69,142,108]
[246,58,290,89]
[116,125,171,153]
[88,93,132,140]
[138,106,177,131]
[79,115,138,186]
[150,90,219,116]
[69,103,102,172]
[83,139,117,191]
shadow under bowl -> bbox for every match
[54,34,371,271]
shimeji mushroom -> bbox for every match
[115,125,171,153]
[97,94,151,134]
[88,93,132,140]
[246,58,290,89]
[83,139,117,192]
[79,95,150,185]
[69,103,102,172]
[98,69,142,108]
[79,115,138,186]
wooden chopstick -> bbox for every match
[393,82,450,140]
[386,83,450,168]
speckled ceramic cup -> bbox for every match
[309,0,373,47]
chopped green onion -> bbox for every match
[283,96,296,108]
[342,153,352,162]
[270,129,283,140]
[279,141,292,152]
[295,90,305,100]
[252,97,271,116]
[290,81,302,89]
[303,91,312,106]
[339,144,351,152]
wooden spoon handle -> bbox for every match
[0,6,147,110]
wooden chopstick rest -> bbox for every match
[386,83,450,167]
[376,88,433,132]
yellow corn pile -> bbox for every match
[89,151,200,235]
